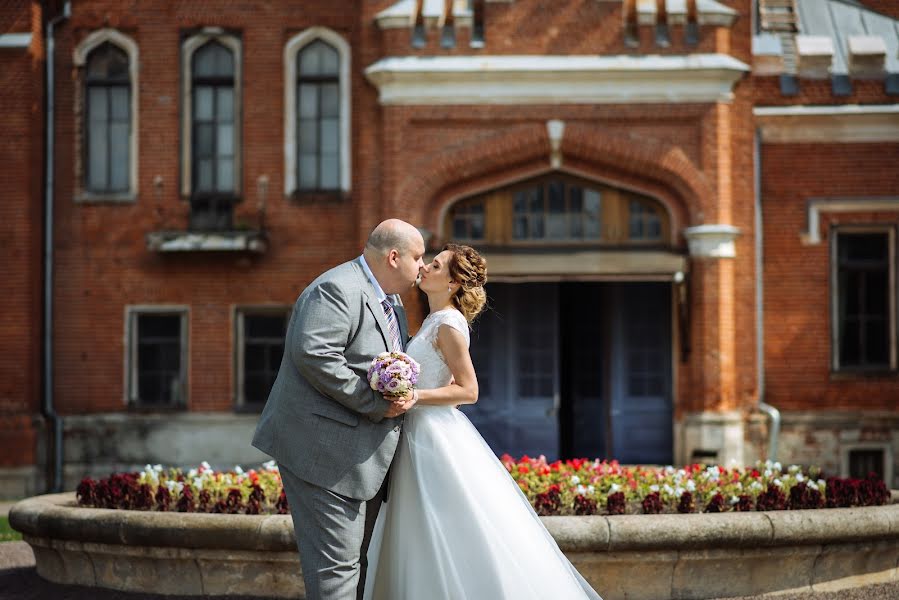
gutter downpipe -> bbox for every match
[754,127,781,461]
[43,0,71,493]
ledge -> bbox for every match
[146,230,268,253]
[364,54,750,105]
[11,493,899,599]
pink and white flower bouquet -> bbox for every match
[368,351,420,398]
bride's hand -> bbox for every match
[383,389,418,418]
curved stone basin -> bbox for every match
[11,492,899,599]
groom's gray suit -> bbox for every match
[252,257,408,600]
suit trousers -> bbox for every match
[279,463,386,600]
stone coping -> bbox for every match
[12,492,899,553]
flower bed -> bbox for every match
[74,457,891,517]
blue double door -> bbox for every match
[463,282,673,465]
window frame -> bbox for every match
[181,29,242,201]
[840,442,894,487]
[233,305,292,412]
[284,27,352,198]
[73,28,139,203]
[830,225,897,374]
[124,305,190,410]
[444,174,671,248]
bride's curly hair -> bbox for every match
[444,243,488,324]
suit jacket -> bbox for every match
[251,258,409,501]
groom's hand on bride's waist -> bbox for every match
[382,389,418,418]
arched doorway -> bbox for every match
[444,173,682,464]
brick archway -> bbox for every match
[400,124,710,246]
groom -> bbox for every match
[252,219,425,600]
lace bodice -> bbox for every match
[406,308,470,390]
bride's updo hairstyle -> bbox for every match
[443,243,488,324]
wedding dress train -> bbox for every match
[364,308,603,600]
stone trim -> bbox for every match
[364,54,750,105]
[683,224,740,258]
[799,197,899,245]
[11,493,899,599]
[754,104,899,143]
[0,33,32,48]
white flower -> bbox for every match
[664,466,675,474]
[587,485,595,495]
[153,464,163,472]
[570,475,581,485]
[750,481,763,491]
[730,495,740,505]
[774,462,782,471]
[165,480,177,491]
[187,469,198,479]
[764,469,773,478]
[193,478,203,490]
[796,473,805,483]
[788,464,801,474]
[706,465,720,478]
[686,480,696,492]
[201,461,212,471]
[649,484,660,492]
[263,460,279,472]
[663,484,674,496]
[609,483,621,493]
[234,465,244,475]
[773,478,783,488]
[675,487,685,498]
[576,485,587,495]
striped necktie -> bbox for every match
[381,298,403,351]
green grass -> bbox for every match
[0,516,22,542]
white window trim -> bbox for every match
[124,305,190,407]
[841,442,894,486]
[73,28,140,202]
[181,30,242,198]
[284,27,352,196]
[232,305,292,409]
[830,225,897,372]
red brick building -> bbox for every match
[2,0,897,497]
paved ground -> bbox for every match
[0,541,896,600]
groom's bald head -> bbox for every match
[365,219,422,256]
[363,219,426,295]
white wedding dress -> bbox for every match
[364,308,603,600]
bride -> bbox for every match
[364,243,603,600]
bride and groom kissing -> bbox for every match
[252,219,602,600]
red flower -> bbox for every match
[518,465,530,475]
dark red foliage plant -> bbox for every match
[677,491,695,514]
[704,493,726,513]
[641,492,663,515]
[573,494,598,516]
[606,492,626,516]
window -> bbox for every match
[512,181,602,241]
[451,199,486,241]
[182,31,242,230]
[127,308,188,408]
[73,29,139,201]
[842,443,893,486]
[833,229,896,372]
[446,175,669,246]
[297,40,340,191]
[235,309,289,409]
[85,43,130,193]
[629,200,662,241]
[284,28,351,196]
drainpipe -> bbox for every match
[754,127,781,461]
[43,0,71,493]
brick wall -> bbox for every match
[761,142,899,411]
[0,2,44,468]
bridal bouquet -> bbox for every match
[368,351,420,398]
